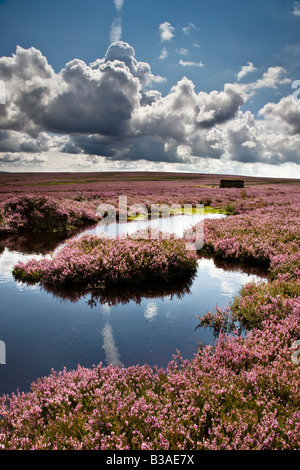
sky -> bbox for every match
[0,0,300,177]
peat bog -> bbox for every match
[0,172,299,450]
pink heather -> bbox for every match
[0,182,299,449]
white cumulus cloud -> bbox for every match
[246,66,291,91]
[0,42,299,172]
[159,22,174,41]
[237,61,257,81]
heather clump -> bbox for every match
[0,195,98,235]
[230,280,300,329]
[12,233,198,291]
[201,199,300,279]
[196,280,300,335]
[195,194,300,336]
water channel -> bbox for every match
[0,212,268,395]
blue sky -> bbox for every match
[0,0,300,176]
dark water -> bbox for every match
[0,214,268,396]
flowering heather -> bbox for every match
[195,190,300,341]
[0,195,98,235]
[196,193,300,281]
[12,232,198,290]
[196,278,300,335]
[0,174,300,450]
[0,298,299,450]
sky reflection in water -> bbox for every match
[0,213,268,395]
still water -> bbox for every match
[0,213,267,395]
